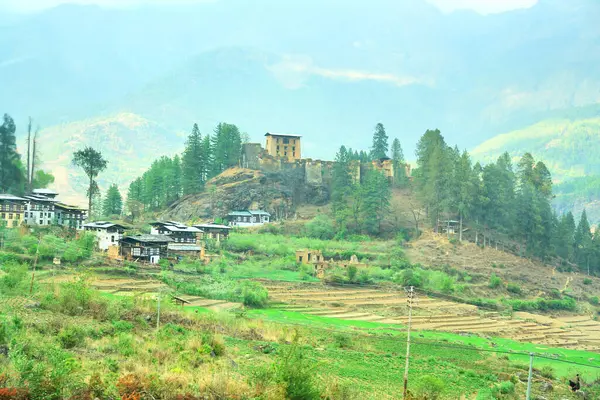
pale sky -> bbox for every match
[0,0,539,14]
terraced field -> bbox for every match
[264,281,600,352]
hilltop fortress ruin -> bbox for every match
[241,132,410,187]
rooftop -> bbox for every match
[121,234,173,243]
[84,221,128,229]
[24,194,57,202]
[32,188,58,195]
[193,223,232,230]
[55,203,87,211]
[0,194,26,201]
[168,243,202,251]
[265,132,302,138]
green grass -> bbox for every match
[249,309,600,379]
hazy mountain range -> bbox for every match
[1,0,599,207]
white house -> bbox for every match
[23,194,57,227]
[83,221,128,251]
[227,210,271,227]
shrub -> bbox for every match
[305,215,335,240]
[333,334,352,349]
[399,269,423,288]
[488,273,502,289]
[497,381,515,394]
[507,283,522,294]
[0,262,28,293]
[584,278,593,285]
[590,296,599,306]
[275,337,320,400]
[347,266,358,283]
[240,281,269,308]
[414,375,444,399]
[58,326,86,349]
[539,365,555,379]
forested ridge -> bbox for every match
[120,121,600,276]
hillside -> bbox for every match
[471,116,600,221]
[35,113,183,205]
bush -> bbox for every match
[539,365,555,379]
[305,215,335,240]
[507,283,522,294]
[488,273,502,289]
[275,336,320,400]
[414,375,444,399]
[347,266,358,283]
[497,381,515,394]
[58,326,86,349]
[590,296,599,306]
[240,281,269,308]
[584,278,593,285]
[0,262,28,293]
[333,334,352,349]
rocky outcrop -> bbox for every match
[161,168,328,222]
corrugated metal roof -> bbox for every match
[0,194,26,201]
[228,211,252,216]
[168,243,202,251]
[121,234,172,243]
[249,210,270,216]
[32,188,58,195]
[193,223,231,230]
[84,221,128,229]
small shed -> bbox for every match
[119,234,172,264]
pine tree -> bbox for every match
[171,155,182,201]
[362,168,391,235]
[182,123,204,195]
[331,146,353,231]
[0,114,26,193]
[72,147,108,216]
[103,184,123,217]
[575,209,593,273]
[211,122,242,176]
[390,138,407,186]
[370,123,389,160]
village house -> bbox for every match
[150,221,202,243]
[84,221,128,251]
[193,223,232,241]
[23,193,57,227]
[119,234,172,264]
[227,210,271,227]
[265,132,302,161]
[0,194,26,228]
[55,203,87,230]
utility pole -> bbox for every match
[403,286,416,399]
[526,352,534,400]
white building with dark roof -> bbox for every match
[84,221,128,251]
[227,210,271,227]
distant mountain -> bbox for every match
[1,0,599,200]
[36,113,182,205]
[471,115,600,222]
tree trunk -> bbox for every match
[459,213,463,242]
[88,175,93,218]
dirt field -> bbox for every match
[264,281,600,352]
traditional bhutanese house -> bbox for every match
[149,221,202,243]
[83,221,128,251]
[227,210,271,227]
[0,194,27,228]
[193,223,232,241]
[119,234,172,264]
[23,194,57,227]
[55,203,87,230]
